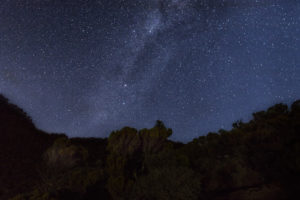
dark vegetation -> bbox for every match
[0,94,299,200]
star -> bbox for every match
[0,0,299,141]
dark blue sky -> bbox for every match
[0,0,299,141]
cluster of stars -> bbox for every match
[0,0,299,141]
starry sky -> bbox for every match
[0,0,300,141]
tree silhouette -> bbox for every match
[0,94,299,200]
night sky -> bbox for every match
[0,0,300,141]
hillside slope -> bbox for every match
[0,94,299,200]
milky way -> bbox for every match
[0,0,300,141]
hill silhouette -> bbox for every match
[0,95,66,199]
[0,94,299,200]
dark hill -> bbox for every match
[0,94,64,199]
[0,94,299,200]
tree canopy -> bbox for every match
[0,94,299,200]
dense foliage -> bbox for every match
[0,94,299,199]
